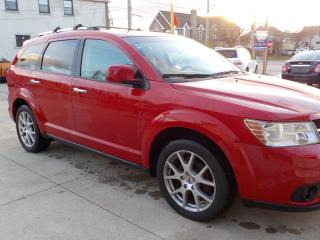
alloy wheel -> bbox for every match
[18,111,36,148]
[163,150,216,212]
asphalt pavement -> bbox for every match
[1,66,319,240]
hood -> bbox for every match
[172,74,320,120]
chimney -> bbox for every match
[191,9,198,40]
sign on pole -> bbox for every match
[254,30,268,49]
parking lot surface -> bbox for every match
[0,81,319,240]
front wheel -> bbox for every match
[157,140,235,221]
[16,105,51,153]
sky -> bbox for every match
[108,0,320,32]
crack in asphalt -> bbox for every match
[0,152,166,240]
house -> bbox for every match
[297,26,320,50]
[0,0,107,60]
[149,10,241,48]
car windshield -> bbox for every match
[125,36,241,81]
[216,49,238,58]
[291,51,320,61]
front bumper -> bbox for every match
[227,142,320,211]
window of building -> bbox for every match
[5,0,18,11]
[198,31,203,41]
[16,35,31,47]
[81,39,133,82]
[64,0,74,16]
[16,44,45,70]
[39,0,50,14]
[42,40,78,75]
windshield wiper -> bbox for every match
[210,70,243,77]
[162,71,243,79]
[162,73,216,79]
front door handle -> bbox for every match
[73,87,87,94]
[30,79,40,84]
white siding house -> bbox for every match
[0,0,107,60]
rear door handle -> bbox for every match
[30,79,40,84]
[73,87,87,94]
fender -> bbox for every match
[141,109,241,168]
[11,88,47,134]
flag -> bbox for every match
[170,1,179,33]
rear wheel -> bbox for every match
[157,140,235,222]
[16,105,51,153]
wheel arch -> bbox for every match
[11,89,47,134]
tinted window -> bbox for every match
[216,50,238,58]
[42,40,78,75]
[291,51,320,61]
[81,40,133,81]
[16,44,44,70]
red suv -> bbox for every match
[6,26,320,221]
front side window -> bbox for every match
[126,36,239,80]
[5,0,18,11]
[16,44,44,70]
[42,40,78,75]
[64,0,73,16]
[39,0,50,14]
[16,35,30,47]
[81,39,133,82]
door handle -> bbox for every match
[73,87,87,94]
[30,79,40,84]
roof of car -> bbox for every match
[23,28,174,47]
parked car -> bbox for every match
[215,47,258,73]
[0,60,10,83]
[282,50,320,84]
[6,27,320,222]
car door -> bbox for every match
[31,38,80,141]
[71,38,144,164]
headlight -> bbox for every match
[244,119,320,147]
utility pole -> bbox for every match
[251,15,256,61]
[205,0,210,46]
[105,1,110,29]
[262,16,269,75]
[128,0,132,30]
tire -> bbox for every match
[15,105,51,153]
[157,140,235,222]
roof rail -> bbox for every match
[36,25,142,38]
[37,24,100,37]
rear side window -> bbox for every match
[42,40,78,75]
[16,44,45,70]
[216,50,238,58]
[81,39,133,82]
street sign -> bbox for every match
[254,30,268,49]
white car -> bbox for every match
[216,47,258,73]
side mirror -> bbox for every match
[107,65,143,88]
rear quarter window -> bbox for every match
[16,44,45,70]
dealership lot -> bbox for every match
[0,80,319,240]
